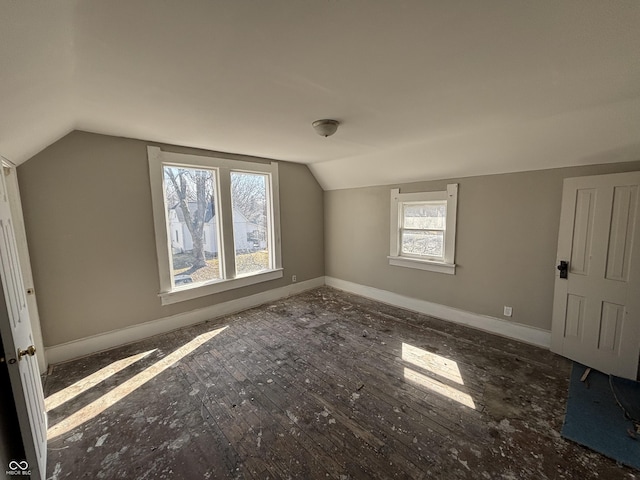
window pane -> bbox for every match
[401,230,444,258]
[163,166,221,286]
[403,203,446,230]
[231,172,270,275]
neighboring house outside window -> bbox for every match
[388,184,458,275]
[148,146,282,305]
[168,202,264,256]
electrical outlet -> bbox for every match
[503,306,513,317]
[292,275,297,283]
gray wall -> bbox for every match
[18,131,324,347]
[16,128,640,345]
[325,161,640,331]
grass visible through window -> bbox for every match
[174,250,269,283]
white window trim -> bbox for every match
[148,146,283,305]
[389,184,458,275]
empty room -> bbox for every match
[1,1,640,479]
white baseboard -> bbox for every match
[45,277,325,365]
[325,276,551,349]
[45,275,551,365]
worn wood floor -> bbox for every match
[44,287,637,479]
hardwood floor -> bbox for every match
[44,287,637,479]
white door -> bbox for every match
[551,171,640,380]
[0,164,47,478]
[4,164,46,375]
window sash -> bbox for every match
[398,197,449,261]
[401,201,447,230]
[230,170,273,276]
[162,164,223,289]
[400,227,445,260]
[400,228,445,233]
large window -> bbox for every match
[389,184,458,274]
[148,147,282,305]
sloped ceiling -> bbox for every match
[1,1,639,190]
[0,0,76,164]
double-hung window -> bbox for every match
[389,184,458,274]
[148,146,282,305]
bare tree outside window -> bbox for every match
[161,167,272,284]
[163,166,220,285]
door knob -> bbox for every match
[17,345,36,360]
[557,260,569,279]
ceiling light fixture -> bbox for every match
[312,119,340,137]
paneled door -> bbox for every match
[0,163,47,479]
[551,171,640,380]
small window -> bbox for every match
[148,147,283,305]
[389,184,458,274]
[401,202,447,260]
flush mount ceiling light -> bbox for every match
[312,119,340,137]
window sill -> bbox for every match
[159,268,284,305]
[387,256,456,275]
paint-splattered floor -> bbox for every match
[44,287,638,479]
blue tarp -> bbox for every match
[561,363,640,471]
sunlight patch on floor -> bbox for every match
[47,326,227,440]
[402,342,476,409]
[402,343,464,384]
[45,350,156,412]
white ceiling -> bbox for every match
[1,1,639,190]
